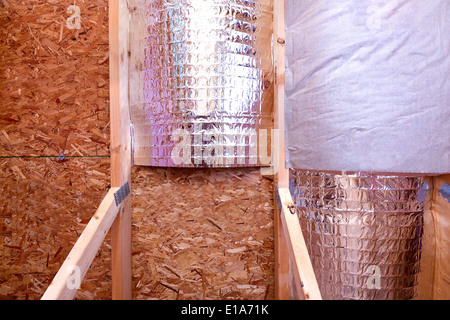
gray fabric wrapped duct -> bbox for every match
[285,0,450,174]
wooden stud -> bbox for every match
[273,0,290,300]
[277,188,322,300]
[109,0,133,300]
[273,1,288,187]
[42,189,121,300]
[430,175,450,299]
[274,200,290,299]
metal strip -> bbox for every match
[439,183,450,203]
[114,181,130,207]
[275,187,282,215]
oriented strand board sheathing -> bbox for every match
[0,0,110,157]
[1,0,275,300]
[131,167,275,300]
[0,0,111,300]
[0,157,111,300]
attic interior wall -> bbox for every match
[0,0,447,300]
[131,167,274,300]
[0,0,112,300]
[0,0,274,300]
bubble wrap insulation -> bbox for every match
[290,170,426,300]
[129,0,273,167]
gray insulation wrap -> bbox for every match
[129,0,273,167]
[290,170,426,300]
[285,0,450,174]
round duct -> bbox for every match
[290,170,426,300]
[129,0,273,167]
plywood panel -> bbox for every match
[0,157,111,300]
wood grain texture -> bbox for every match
[42,188,120,300]
[109,0,132,300]
[0,0,112,300]
[0,0,275,300]
[430,175,450,299]
[131,167,275,300]
[277,188,322,300]
[273,0,289,300]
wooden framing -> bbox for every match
[42,0,321,301]
[42,0,132,300]
[277,189,322,300]
[109,0,133,300]
[273,0,290,300]
[273,0,322,300]
[41,188,121,300]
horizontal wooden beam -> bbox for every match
[277,188,322,300]
[42,188,121,300]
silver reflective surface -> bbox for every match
[290,170,426,300]
[129,0,273,167]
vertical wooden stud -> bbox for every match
[273,0,290,300]
[109,0,132,300]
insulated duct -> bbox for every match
[285,0,450,174]
[129,0,273,167]
[284,0,449,300]
[290,171,426,300]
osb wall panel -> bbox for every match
[0,158,111,300]
[0,0,111,299]
[131,167,274,300]
[0,0,275,300]
[0,0,110,157]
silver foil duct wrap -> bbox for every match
[129,0,273,167]
[290,170,427,300]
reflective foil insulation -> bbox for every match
[129,0,273,167]
[290,170,427,300]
